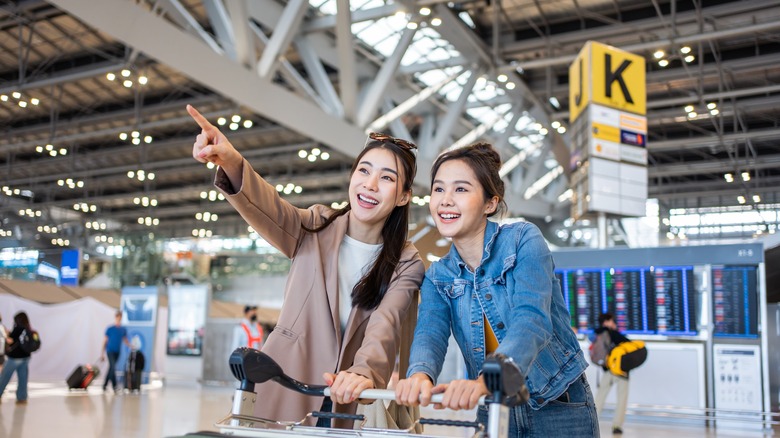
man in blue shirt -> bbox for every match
[101,310,129,392]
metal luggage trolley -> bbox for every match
[213,348,529,438]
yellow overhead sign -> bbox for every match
[570,41,646,122]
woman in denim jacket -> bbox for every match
[396,143,599,437]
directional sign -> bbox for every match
[570,41,646,123]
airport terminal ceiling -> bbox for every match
[0,0,779,253]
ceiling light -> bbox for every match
[687,112,697,118]
[132,138,141,145]
[707,102,716,110]
[121,69,131,77]
[710,109,719,115]
[653,50,664,59]
[557,126,567,134]
[107,73,116,81]
[307,155,316,162]
[321,152,330,160]
[30,98,39,105]
[420,7,431,15]
[243,120,253,129]
[144,136,152,143]
[551,121,561,129]
[0,95,7,101]
[684,105,694,113]
[506,82,515,90]
[18,101,27,107]
[753,195,761,203]
[741,172,750,181]
[724,173,733,182]
[138,76,148,85]
[46,144,54,151]
[59,148,67,155]
[12,92,21,99]
[123,80,133,88]
[680,46,691,54]
[231,115,241,123]
[658,59,669,67]
[497,74,507,83]
[229,123,239,130]
[217,117,226,126]
[311,148,321,156]
[36,146,43,153]
[737,195,745,204]
[407,22,418,30]
[684,55,695,63]
[549,97,560,109]
[119,133,128,140]
[431,17,441,26]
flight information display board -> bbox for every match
[712,265,759,338]
[557,269,604,332]
[556,265,697,335]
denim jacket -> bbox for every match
[407,220,587,410]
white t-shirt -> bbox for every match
[337,235,382,334]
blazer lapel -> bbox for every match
[339,305,372,367]
[324,213,350,347]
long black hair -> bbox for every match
[303,138,416,310]
[14,311,30,329]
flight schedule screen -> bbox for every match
[556,266,698,335]
[712,265,759,338]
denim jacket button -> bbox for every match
[535,397,544,404]
[485,293,492,300]
[497,322,505,329]
[478,269,484,276]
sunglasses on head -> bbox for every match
[366,132,417,151]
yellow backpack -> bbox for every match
[607,340,647,377]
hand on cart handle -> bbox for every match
[395,373,489,410]
[433,376,490,410]
[323,371,375,405]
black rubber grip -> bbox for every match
[311,411,365,421]
[419,418,482,428]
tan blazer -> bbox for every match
[216,160,424,427]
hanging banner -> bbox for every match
[120,285,159,384]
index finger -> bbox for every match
[186,104,216,132]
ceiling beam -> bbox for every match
[50,0,368,159]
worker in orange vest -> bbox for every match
[237,305,264,350]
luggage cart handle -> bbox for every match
[322,387,488,406]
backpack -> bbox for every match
[18,328,41,353]
[606,340,648,377]
[589,330,612,367]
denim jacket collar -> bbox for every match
[442,220,500,274]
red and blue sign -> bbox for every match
[620,129,645,147]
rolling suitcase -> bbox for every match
[67,364,100,390]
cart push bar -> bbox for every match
[221,347,529,438]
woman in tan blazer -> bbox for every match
[187,105,424,428]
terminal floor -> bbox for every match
[0,380,774,437]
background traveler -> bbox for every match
[101,310,129,393]
[0,311,37,404]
